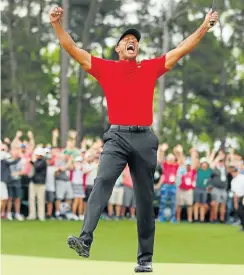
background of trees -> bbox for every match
[1,0,244,153]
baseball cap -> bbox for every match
[75,156,83,162]
[185,157,192,166]
[200,157,209,164]
[34,147,45,156]
[117,28,141,45]
[0,151,11,160]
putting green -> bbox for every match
[2,255,244,275]
[2,220,244,264]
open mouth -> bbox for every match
[126,43,135,53]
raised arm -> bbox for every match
[50,7,91,70]
[165,11,218,70]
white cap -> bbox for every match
[200,157,209,164]
[44,148,51,154]
[34,148,45,156]
[75,156,83,162]
[0,151,11,160]
[185,157,192,165]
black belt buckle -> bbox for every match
[129,126,138,132]
[129,126,145,132]
[138,126,145,132]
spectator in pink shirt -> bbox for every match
[176,149,198,222]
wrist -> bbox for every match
[51,20,61,25]
[202,21,211,31]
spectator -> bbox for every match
[121,166,136,220]
[226,167,234,223]
[64,131,80,158]
[55,152,73,220]
[176,150,198,223]
[27,148,47,221]
[45,154,56,219]
[7,147,24,221]
[193,158,212,222]
[153,152,163,216]
[230,166,244,232]
[108,173,124,220]
[1,151,19,219]
[209,152,228,223]
[70,156,86,221]
[158,144,182,223]
[83,154,99,211]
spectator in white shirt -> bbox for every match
[45,155,56,219]
[70,157,86,221]
[230,166,244,232]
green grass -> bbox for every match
[1,220,244,264]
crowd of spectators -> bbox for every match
[1,129,244,228]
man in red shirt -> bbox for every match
[50,6,218,273]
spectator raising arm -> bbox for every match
[52,129,59,148]
[50,7,91,70]
[173,144,184,165]
[158,143,168,163]
[11,131,23,148]
[190,148,199,170]
[27,131,35,152]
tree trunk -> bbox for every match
[60,0,70,147]
[7,0,17,103]
[156,17,169,137]
[75,0,103,145]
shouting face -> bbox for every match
[115,34,139,60]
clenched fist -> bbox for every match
[204,10,218,29]
[50,6,64,23]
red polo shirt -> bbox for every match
[87,55,168,125]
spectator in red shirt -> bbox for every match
[176,150,198,222]
[158,144,183,223]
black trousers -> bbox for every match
[238,197,244,229]
[80,127,158,263]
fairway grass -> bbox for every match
[2,255,244,275]
[1,220,244,265]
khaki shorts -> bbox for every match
[109,187,124,206]
[176,189,193,206]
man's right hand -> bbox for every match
[50,6,64,24]
[50,6,91,70]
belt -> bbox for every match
[110,125,151,132]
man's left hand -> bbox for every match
[204,10,218,29]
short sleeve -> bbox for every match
[86,56,110,80]
[148,55,169,78]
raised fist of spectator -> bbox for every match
[27,131,34,139]
[69,130,77,139]
[175,144,183,153]
[81,138,87,149]
[16,131,23,138]
[160,143,169,151]
[52,128,59,137]
[4,137,11,144]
